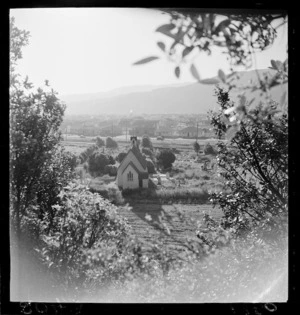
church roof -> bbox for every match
[122,161,149,179]
[129,146,147,170]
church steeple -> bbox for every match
[130,136,138,148]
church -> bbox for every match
[116,136,149,190]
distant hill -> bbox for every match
[60,69,286,116]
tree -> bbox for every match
[146,159,156,174]
[203,143,216,155]
[104,164,118,176]
[116,152,127,163]
[133,10,287,78]
[96,136,105,147]
[141,135,153,150]
[193,141,200,155]
[10,17,75,239]
[156,149,176,169]
[209,87,288,239]
[88,151,110,176]
[106,137,118,149]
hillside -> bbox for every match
[60,69,286,116]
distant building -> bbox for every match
[116,136,149,190]
[178,126,198,138]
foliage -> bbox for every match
[96,136,105,147]
[9,17,76,237]
[79,144,99,164]
[146,158,156,174]
[33,183,131,290]
[104,164,118,177]
[209,87,288,238]
[141,135,153,150]
[108,155,115,165]
[203,143,217,155]
[142,147,154,158]
[156,149,176,169]
[116,152,127,163]
[133,10,286,77]
[193,141,200,154]
[106,137,118,149]
[88,151,110,176]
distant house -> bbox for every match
[130,119,159,137]
[116,136,149,189]
[178,126,198,138]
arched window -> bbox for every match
[127,171,133,181]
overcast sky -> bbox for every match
[11,8,288,96]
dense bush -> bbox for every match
[96,136,105,147]
[146,158,156,174]
[193,141,200,154]
[106,137,118,149]
[116,152,127,163]
[209,87,288,240]
[79,144,99,163]
[141,135,153,150]
[104,164,118,176]
[108,155,115,165]
[142,147,153,158]
[88,151,110,176]
[203,143,216,155]
[156,149,176,169]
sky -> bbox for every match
[11,8,288,96]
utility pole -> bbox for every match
[196,122,199,142]
[112,121,114,138]
[126,120,128,142]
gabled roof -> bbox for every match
[117,145,148,171]
[130,146,147,169]
[122,161,149,179]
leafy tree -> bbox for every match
[96,136,105,147]
[79,144,99,164]
[141,135,153,150]
[156,149,176,169]
[88,151,110,176]
[108,155,115,165]
[146,159,156,174]
[10,17,75,238]
[106,136,118,149]
[203,143,216,155]
[193,141,200,155]
[142,147,154,160]
[104,164,118,176]
[209,87,288,240]
[116,152,127,163]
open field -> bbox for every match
[62,134,224,153]
[117,203,223,253]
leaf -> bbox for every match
[157,42,165,52]
[182,46,194,58]
[200,78,220,85]
[280,91,287,108]
[190,64,201,81]
[270,60,277,70]
[133,56,160,66]
[175,66,180,78]
[218,69,226,83]
[214,19,231,34]
[155,23,176,36]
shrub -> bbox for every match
[108,155,115,165]
[106,137,118,149]
[142,147,153,158]
[96,136,105,147]
[79,144,99,163]
[146,158,156,174]
[116,152,127,163]
[88,151,110,176]
[104,164,118,176]
[203,143,216,155]
[193,141,200,154]
[156,149,176,169]
[141,135,153,150]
